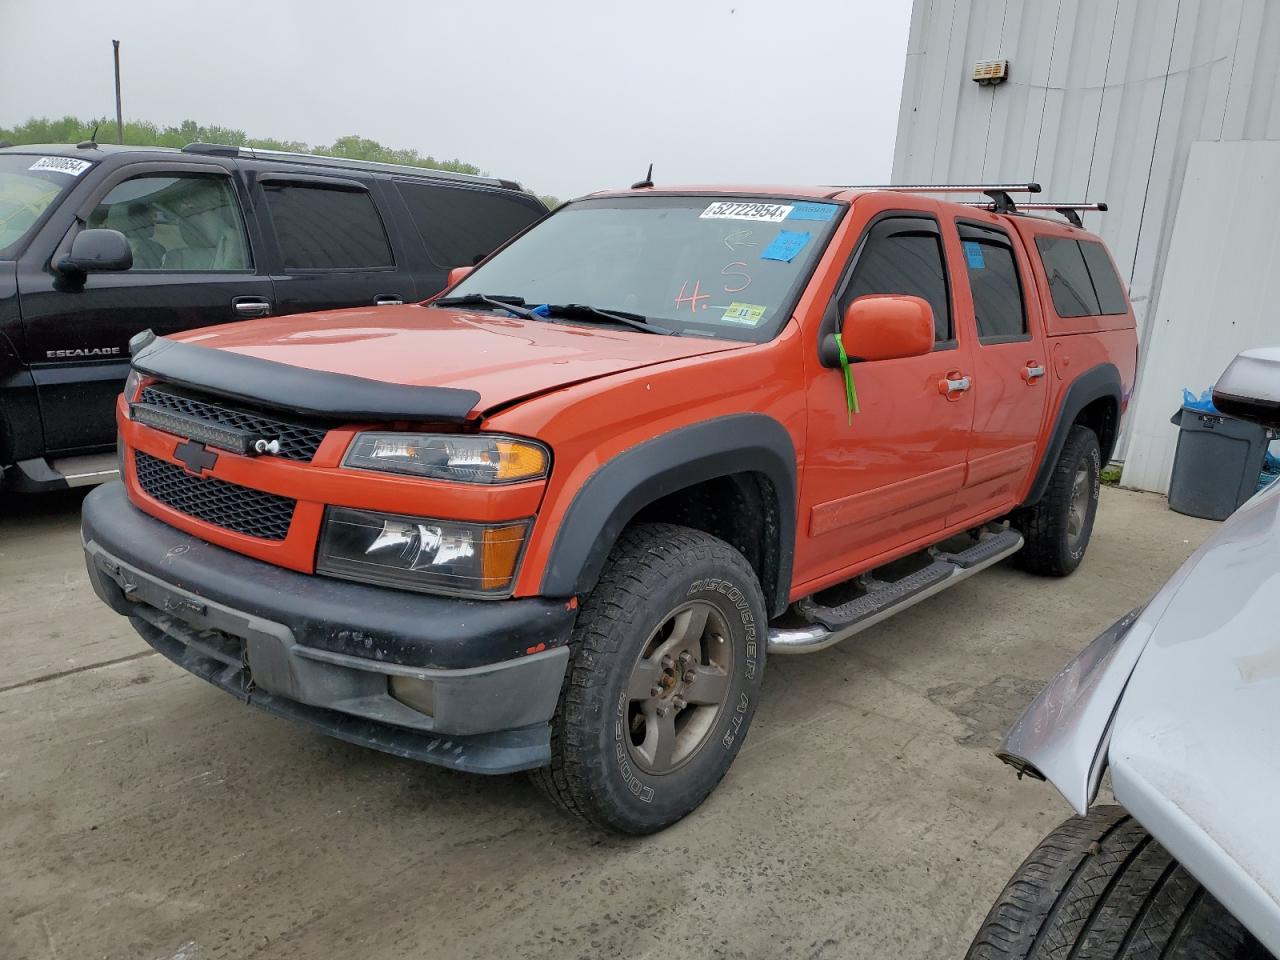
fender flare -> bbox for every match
[539,413,797,616]
[1025,362,1122,506]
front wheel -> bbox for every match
[967,805,1269,960]
[530,523,766,834]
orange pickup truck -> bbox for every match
[82,181,1136,833]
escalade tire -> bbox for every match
[531,523,766,834]
[1014,424,1101,577]
[966,806,1268,960]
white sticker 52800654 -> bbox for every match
[700,200,794,222]
[29,156,93,177]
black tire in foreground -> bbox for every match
[530,523,766,834]
[1014,424,1102,577]
[967,805,1270,960]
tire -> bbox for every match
[1014,424,1101,577]
[530,523,767,834]
[966,805,1269,960]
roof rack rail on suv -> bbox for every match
[181,142,523,191]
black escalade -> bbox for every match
[0,142,547,493]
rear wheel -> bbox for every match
[967,805,1269,960]
[1014,424,1101,576]
[530,523,766,834]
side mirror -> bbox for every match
[1212,347,1280,428]
[57,228,133,274]
[447,265,474,287]
[821,294,934,366]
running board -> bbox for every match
[767,528,1024,654]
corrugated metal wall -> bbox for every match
[893,0,1280,483]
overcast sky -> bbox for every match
[0,0,911,199]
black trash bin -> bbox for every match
[1168,406,1271,520]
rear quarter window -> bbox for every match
[1035,235,1129,317]
[396,180,544,268]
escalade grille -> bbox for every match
[137,385,328,462]
[134,452,296,541]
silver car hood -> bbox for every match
[1109,479,1280,952]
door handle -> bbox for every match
[374,294,404,306]
[937,374,972,396]
[232,296,272,318]
[1022,362,1047,382]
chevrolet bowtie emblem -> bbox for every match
[174,439,219,475]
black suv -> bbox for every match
[0,142,547,492]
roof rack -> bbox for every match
[180,142,522,191]
[959,200,1108,227]
[831,182,1041,214]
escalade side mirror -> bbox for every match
[447,265,474,287]
[1212,347,1280,428]
[57,228,134,274]
[821,294,935,366]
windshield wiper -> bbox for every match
[434,293,541,321]
[543,303,676,336]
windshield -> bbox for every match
[445,194,844,341]
[0,154,92,258]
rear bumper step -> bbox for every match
[767,527,1024,654]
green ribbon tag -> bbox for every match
[833,333,860,424]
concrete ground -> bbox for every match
[0,487,1217,960]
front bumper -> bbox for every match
[81,482,575,774]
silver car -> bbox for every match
[967,348,1280,960]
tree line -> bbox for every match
[1,116,558,208]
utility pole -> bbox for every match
[112,40,123,144]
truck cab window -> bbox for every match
[958,223,1027,340]
[841,218,952,342]
[87,174,250,271]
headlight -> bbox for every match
[123,369,142,403]
[316,506,529,597]
[343,433,549,484]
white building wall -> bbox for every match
[1122,140,1280,493]
[893,0,1280,485]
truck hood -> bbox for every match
[175,303,746,415]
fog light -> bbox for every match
[389,676,435,717]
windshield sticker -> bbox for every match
[701,201,794,223]
[674,279,712,313]
[721,229,756,251]
[963,241,986,269]
[718,302,767,326]
[787,202,838,222]
[721,261,751,293]
[28,156,93,177]
[760,230,811,263]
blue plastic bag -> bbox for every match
[1182,387,1219,414]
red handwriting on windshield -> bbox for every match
[674,280,711,313]
[722,261,751,293]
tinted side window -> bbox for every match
[262,183,393,270]
[396,180,543,268]
[841,218,952,342]
[87,174,250,271]
[1035,236,1101,317]
[1079,240,1128,314]
[958,224,1027,339]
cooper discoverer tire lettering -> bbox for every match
[530,523,766,834]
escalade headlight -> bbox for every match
[343,433,549,484]
[317,506,529,597]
